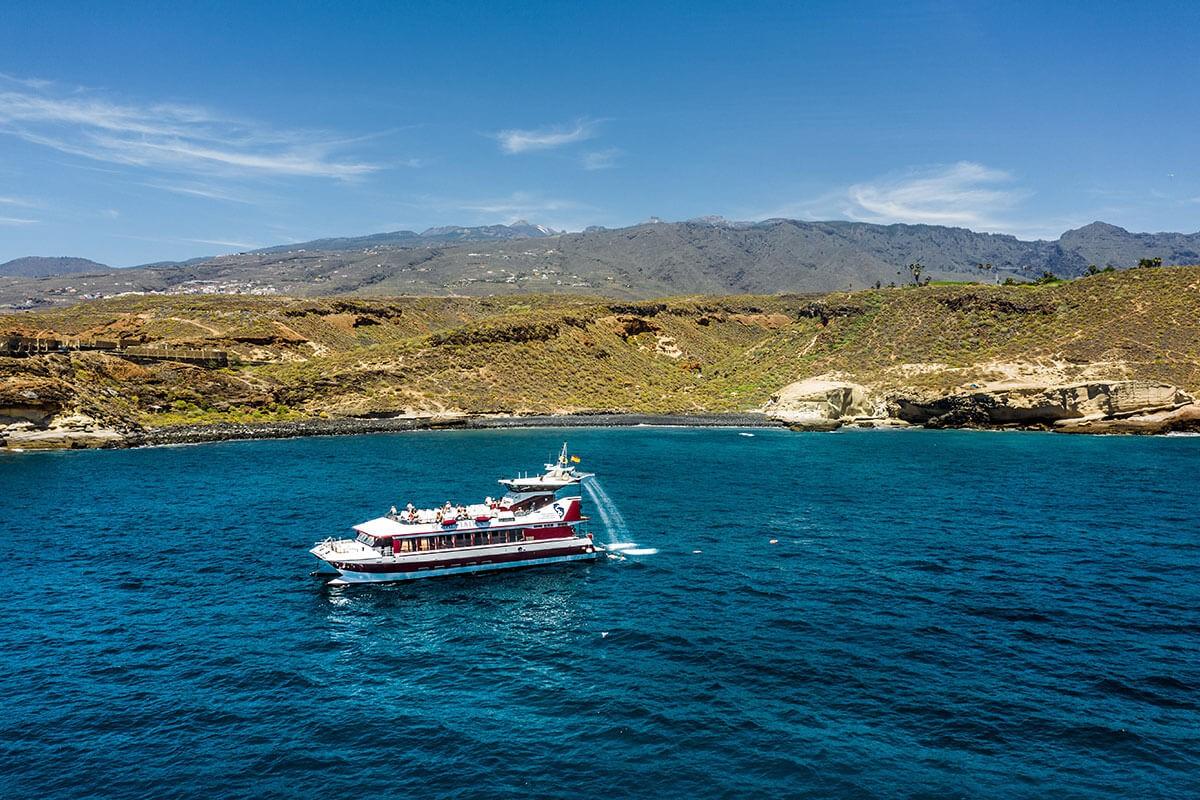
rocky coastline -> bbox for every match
[1,411,789,450]
[762,378,1200,436]
[5,394,1200,451]
[134,412,787,447]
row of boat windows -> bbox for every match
[356,530,532,551]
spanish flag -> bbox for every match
[570,455,581,463]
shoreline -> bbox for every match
[133,412,789,447]
[7,406,1200,452]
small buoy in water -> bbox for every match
[601,631,609,638]
[769,539,779,544]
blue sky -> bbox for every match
[1,0,1198,265]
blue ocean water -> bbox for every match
[2,427,1199,799]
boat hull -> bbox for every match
[313,540,602,584]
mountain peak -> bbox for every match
[1070,221,1130,235]
[0,256,111,278]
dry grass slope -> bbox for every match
[3,265,1198,429]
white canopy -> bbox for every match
[352,516,407,538]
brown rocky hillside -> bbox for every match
[3,265,1200,446]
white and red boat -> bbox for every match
[310,444,603,584]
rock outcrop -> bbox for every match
[2,412,127,449]
[764,378,880,430]
[1056,403,1200,435]
[893,381,1194,429]
[1,372,130,449]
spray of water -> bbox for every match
[582,478,631,544]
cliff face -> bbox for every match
[892,381,1195,430]
[0,371,121,449]
[762,379,1200,434]
[3,266,1200,448]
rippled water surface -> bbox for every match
[3,428,1199,799]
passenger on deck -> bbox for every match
[389,505,398,519]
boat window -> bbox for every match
[356,532,373,545]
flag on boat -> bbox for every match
[571,455,581,463]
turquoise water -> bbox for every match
[2,428,1198,798]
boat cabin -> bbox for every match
[353,527,535,554]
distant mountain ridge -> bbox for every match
[0,256,110,278]
[252,220,559,255]
[252,218,1200,277]
[3,218,1199,310]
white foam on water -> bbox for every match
[606,542,640,551]
[739,432,755,437]
[623,548,659,556]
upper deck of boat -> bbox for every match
[354,493,581,539]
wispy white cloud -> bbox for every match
[493,119,598,154]
[401,190,597,230]
[142,180,257,204]
[0,195,40,208]
[582,147,621,170]
[110,232,260,251]
[454,191,584,218]
[841,162,1027,229]
[0,75,381,180]
[756,161,1085,239]
[182,237,260,250]
[0,216,38,226]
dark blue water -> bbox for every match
[2,428,1199,799]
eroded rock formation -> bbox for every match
[763,378,881,430]
[892,381,1195,430]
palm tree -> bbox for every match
[906,261,925,286]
